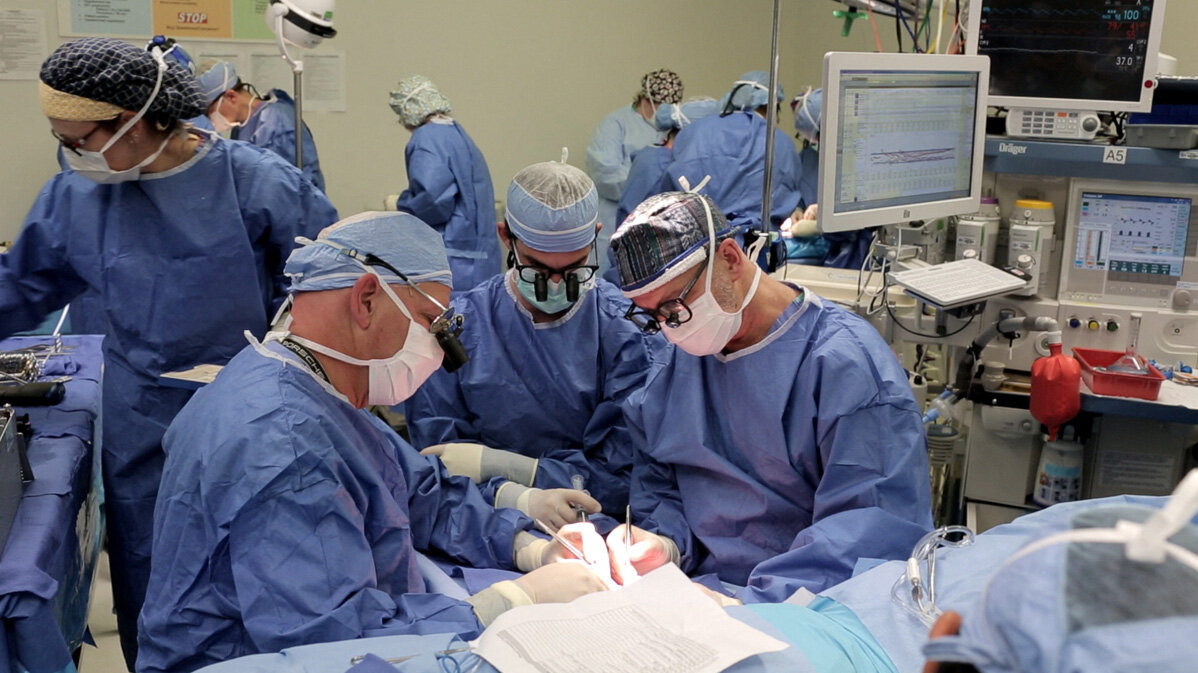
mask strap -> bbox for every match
[677,174,712,194]
[559,147,569,163]
[100,50,166,154]
[401,80,433,106]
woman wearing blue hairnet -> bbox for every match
[0,38,338,669]
[387,75,501,292]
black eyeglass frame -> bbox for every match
[510,243,599,303]
[50,123,107,156]
[623,257,708,335]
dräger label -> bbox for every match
[999,142,1028,155]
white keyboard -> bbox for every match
[887,259,1029,308]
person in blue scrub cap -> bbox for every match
[196,59,326,192]
[406,156,667,527]
[781,86,829,265]
[389,75,501,292]
[587,69,683,280]
[923,470,1198,673]
[137,212,607,673]
[667,71,804,245]
[6,37,338,669]
[605,191,931,600]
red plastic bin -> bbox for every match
[1072,347,1165,400]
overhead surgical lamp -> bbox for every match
[264,0,337,170]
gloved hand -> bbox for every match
[421,442,537,485]
[694,582,743,607]
[606,524,679,585]
[514,561,609,604]
[495,483,600,531]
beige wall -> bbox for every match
[2,1,1196,242]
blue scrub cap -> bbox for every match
[718,70,785,112]
[611,191,740,297]
[653,98,719,132]
[924,472,1198,673]
[505,156,599,252]
[39,37,206,121]
[792,87,821,143]
[389,75,452,128]
[196,61,238,106]
[285,211,452,292]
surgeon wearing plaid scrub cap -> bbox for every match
[0,37,338,669]
[586,69,684,281]
[405,157,667,528]
[139,212,606,673]
[388,75,501,292]
[604,191,931,599]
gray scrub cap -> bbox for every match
[389,75,452,127]
[285,211,453,292]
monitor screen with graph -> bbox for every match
[965,0,1165,113]
[817,52,989,233]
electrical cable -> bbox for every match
[886,299,978,339]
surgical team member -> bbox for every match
[406,159,665,524]
[608,192,932,599]
[138,213,606,673]
[389,75,501,291]
[586,69,683,278]
[782,87,829,266]
[196,60,326,192]
[0,38,338,669]
[667,71,803,235]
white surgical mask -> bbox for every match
[662,197,762,357]
[287,279,444,406]
[64,131,174,184]
[208,94,251,133]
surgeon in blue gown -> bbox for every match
[197,60,326,192]
[781,87,830,266]
[666,71,803,238]
[607,192,931,601]
[138,213,606,673]
[389,75,500,291]
[406,160,665,525]
[1,38,339,669]
[587,69,683,279]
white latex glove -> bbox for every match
[514,561,609,603]
[695,582,743,607]
[495,483,600,531]
[421,442,538,485]
[606,524,679,585]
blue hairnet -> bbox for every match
[793,88,822,143]
[610,191,739,296]
[505,159,598,253]
[653,98,719,132]
[40,37,206,121]
[285,211,452,292]
[196,61,237,106]
[718,70,785,112]
[923,497,1198,673]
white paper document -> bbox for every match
[471,565,787,673]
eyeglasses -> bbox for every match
[890,526,975,626]
[624,259,706,335]
[511,245,598,302]
[50,124,103,156]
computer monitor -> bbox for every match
[965,0,1166,113]
[1059,178,1198,309]
[818,52,989,234]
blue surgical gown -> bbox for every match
[667,112,804,232]
[403,274,667,516]
[0,134,338,667]
[586,105,665,278]
[137,341,531,673]
[624,289,932,600]
[605,144,672,283]
[234,89,326,193]
[397,119,501,291]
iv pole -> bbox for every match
[268,5,304,170]
[760,0,784,271]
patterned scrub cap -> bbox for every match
[389,75,452,127]
[641,69,684,105]
[610,192,740,297]
[39,37,206,122]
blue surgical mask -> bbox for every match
[515,274,577,315]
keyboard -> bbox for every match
[887,259,1029,308]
